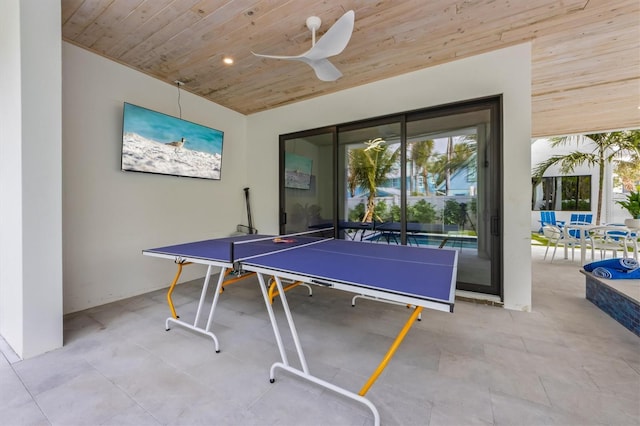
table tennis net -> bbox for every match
[230,228,334,265]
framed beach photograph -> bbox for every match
[121,102,224,180]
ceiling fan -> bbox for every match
[252,10,355,82]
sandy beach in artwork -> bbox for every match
[122,132,221,179]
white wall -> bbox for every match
[248,44,533,311]
[62,43,248,313]
[0,1,63,358]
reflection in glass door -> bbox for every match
[280,130,335,235]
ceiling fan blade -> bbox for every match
[305,10,354,61]
[251,51,306,60]
[253,53,342,81]
[299,57,343,81]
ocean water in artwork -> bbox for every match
[123,103,223,155]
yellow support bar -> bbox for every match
[358,306,423,396]
[268,279,303,304]
[166,261,191,319]
[166,265,254,318]
[221,270,256,291]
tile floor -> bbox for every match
[1,246,639,425]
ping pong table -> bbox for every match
[143,230,458,425]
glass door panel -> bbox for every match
[406,106,498,293]
[337,120,402,242]
[280,131,334,235]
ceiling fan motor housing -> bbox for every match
[306,16,321,31]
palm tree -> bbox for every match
[448,138,476,178]
[348,138,400,222]
[409,139,434,195]
[431,137,477,194]
[532,130,640,224]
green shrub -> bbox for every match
[408,199,437,223]
[616,190,640,218]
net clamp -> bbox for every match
[232,261,244,274]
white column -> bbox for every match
[0,0,63,358]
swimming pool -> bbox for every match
[366,232,478,249]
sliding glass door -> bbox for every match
[280,97,502,296]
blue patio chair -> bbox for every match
[570,213,593,225]
[539,211,565,233]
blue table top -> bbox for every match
[242,239,457,304]
[144,236,457,306]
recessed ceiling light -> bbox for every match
[223,57,234,65]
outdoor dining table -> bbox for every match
[564,223,639,264]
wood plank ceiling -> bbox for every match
[62,0,639,137]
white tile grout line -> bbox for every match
[0,334,21,363]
